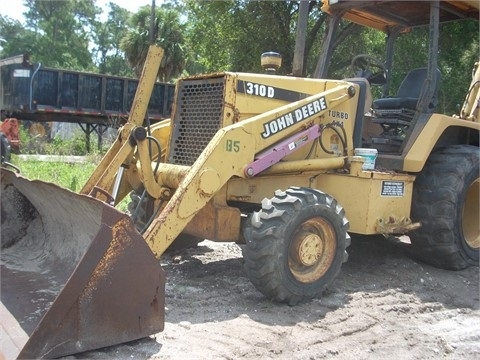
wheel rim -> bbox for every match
[288,217,337,283]
[463,177,480,249]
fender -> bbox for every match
[402,114,479,172]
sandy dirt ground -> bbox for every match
[76,236,479,360]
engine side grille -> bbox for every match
[168,77,225,166]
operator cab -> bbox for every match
[318,0,479,156]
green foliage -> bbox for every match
[121,4,186,81]
[229,1,298,74]
[327,22,367,79]
[184,1,334,77]
[0,0,478,116]
[11,152,129,211]
[19,0,100,70]
[0,16,37,58]
[386,20,479,115]
[11,155,97,191]
[18,124,112,156]
[93,2,134,76]
[437,20,479,115]
[46,135,87,155]
[183,0,235,73]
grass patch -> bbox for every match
[8,131,131,212]
[10,154,130,212]
[12,155,97,192]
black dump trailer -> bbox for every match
[0,54,175,149]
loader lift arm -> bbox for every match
[79,45,358,259]
[138,82,356,257]
[73,45,359,262]
[81,46,165,202]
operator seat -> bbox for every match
[368,68,441,153]
[373,67,441,112]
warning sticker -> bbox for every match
[381,181,405,197]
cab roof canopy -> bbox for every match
[321,0,479,33]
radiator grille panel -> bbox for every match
[168,77,225,166]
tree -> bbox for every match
[1,0,476,112]
[184,1,341,77]
[22,0,100,70]
[92,2,133,76]
[230,1,297,73]
[436,20,479,115]
[183,0,236,74]
[0,16,36,59]
[121,4,186,82]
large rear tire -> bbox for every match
[242,187,350,305]
[410,145,479,269]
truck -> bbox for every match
[0,54,175,151]
[1,0,478,358]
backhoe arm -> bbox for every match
[458,61,480,122]
[142,83,357,257]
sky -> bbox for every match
[0,0,157,22]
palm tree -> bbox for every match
[121,5,186,82]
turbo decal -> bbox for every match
[328,110,349,120]
[261,97,327,138]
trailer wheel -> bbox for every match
[0,133,11,163]
[242,187,350,305]
[410,145,479,269]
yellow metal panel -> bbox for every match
[183,194,241,242]
[234,73,349,121]
[232,73,360,159]
[317,172,415,234]
[227,175,314,203]
[403,114,480,172]
[227,170,415,235]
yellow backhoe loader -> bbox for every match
[1,1,478,358]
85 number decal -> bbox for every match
[226,139,240,152]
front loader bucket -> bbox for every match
[0,168,165,359]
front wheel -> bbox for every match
[242,187,350,305]
[410,145,479,269]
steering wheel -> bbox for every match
[351,54,387,85]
